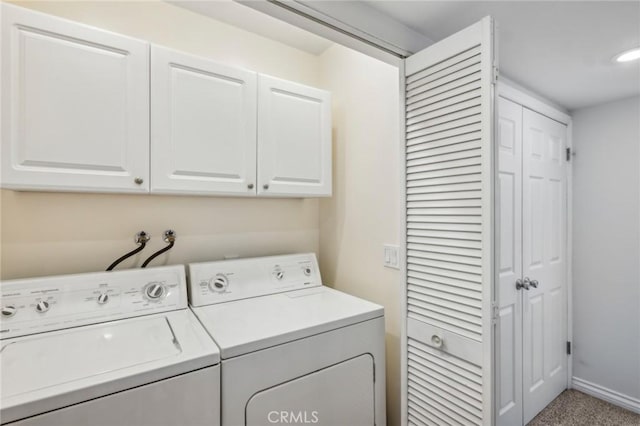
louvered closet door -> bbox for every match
[403,17,496,426]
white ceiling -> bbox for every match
[364,1,640,110]
[171,0,333,55]
[173,0,639,110]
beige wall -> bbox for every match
[0,1,322,278]
[318,44,402,426]
[1,3,404,423]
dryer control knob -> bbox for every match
[35,300,49,313]
[208,275,228,292]
[1,305,17,317]
[97,293,109,305]
[303,267,312,276]
[145,282,165,300]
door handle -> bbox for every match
[517,277,538,290]
[516,278,529,290]
[526,277,539,289]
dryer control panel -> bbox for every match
[188,253,322,307]
[0,265,187,339]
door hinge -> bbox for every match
[492,65,499,85]
[566,147,572,161]
[567,341,572,355]
[491,301,498,324]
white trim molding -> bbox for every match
[236,0,425,66]
[572,377,640,414]
[498,79,571,125]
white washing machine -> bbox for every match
[188,253,386,426]
[0,265,220,426]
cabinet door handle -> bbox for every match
[263,184,269,190]
[528,278,539,289]
[247,183,254,190]
[134,177,144,185]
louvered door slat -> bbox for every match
[408,139,481,160]
[409,293,482,323]
[407,97,482,127]
[407,337,484,425]
[407,147,481,167]
[407,46,481,85]
[408,284,481,311]
[408,220,482,232]
[407,185,482,198]
[407,73,481,107]
[407,247,481,265]
[407,80,482,114]
[407,88,482,120]
[408,165,482,182]
[407,351,482,393]
[403,17,494,426]
[407,123,482,148]
[406,63,481,99]
[407,109,482,138]
[408,276,481,297]
[409,379,481,424]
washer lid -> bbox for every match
[191,286,384,359]
[1,309,219,424]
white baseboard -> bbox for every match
[572,376,640,414]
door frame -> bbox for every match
[495,81,574,412]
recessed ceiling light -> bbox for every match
[615,48,640,63]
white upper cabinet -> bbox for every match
[257,75,332,197]
[1,4,332,198]
[150,46,258,196]
[1,4,150,193]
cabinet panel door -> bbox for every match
[151,46,257,196]
[522,108,568,424]
[496,97,523,426]
[1,4,149,193]
[257,75,331,197]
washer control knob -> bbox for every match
[275,271,284,280]
[2,305,17,318]
[208,275,228,292]
[145,282,165,300]
[35,300,50,313]
[97,293,109,305]
[303,267,312,276]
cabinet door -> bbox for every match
[1,4,149,193]
[151,46,257,196]
[257,75,331,197]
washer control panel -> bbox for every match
[188,253,322,307]
[0,265,187,339]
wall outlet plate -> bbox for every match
[383,244,400,269]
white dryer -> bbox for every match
[0,265,220,426]
[188,253,386,426]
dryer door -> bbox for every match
[246,354,375,426]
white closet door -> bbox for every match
[403,17,495,425]
[1,3,149,193]
[522,108,568,423]
[495,97,523,425]
[151,46,257,196]
[257,74,332,197]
